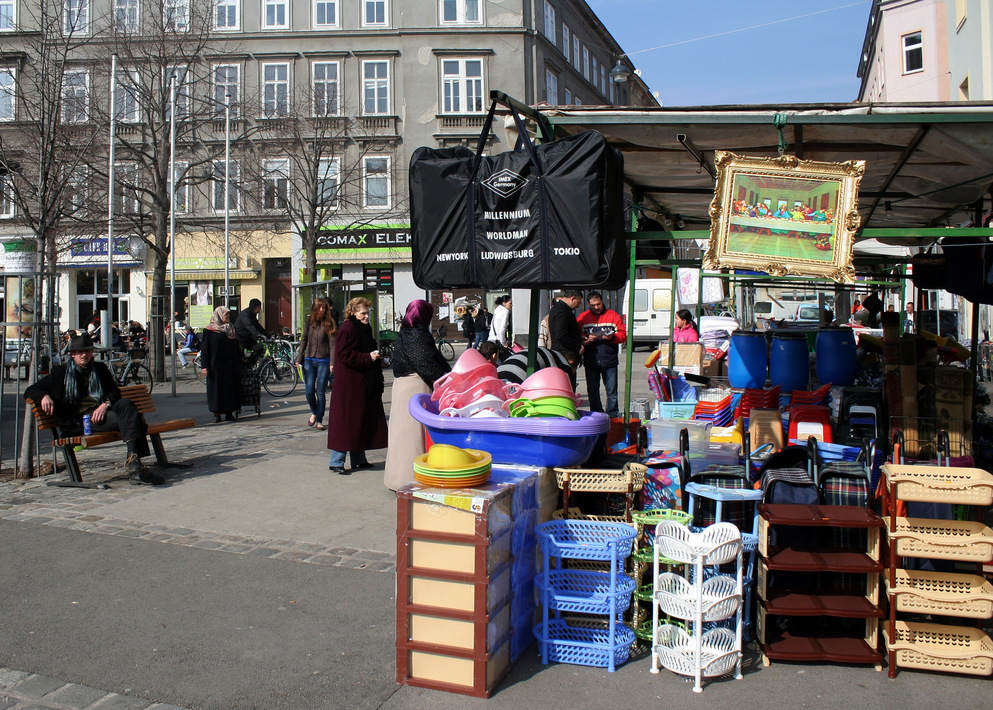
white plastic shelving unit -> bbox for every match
[650,521,744,693]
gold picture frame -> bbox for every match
[704,151,865,282]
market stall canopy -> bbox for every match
[538,102,993,241]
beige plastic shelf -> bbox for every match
[554,464,646,493]
[883,620,993,677]
[884,517,993,562]
[885,569,993,619]
[881,463,993,505]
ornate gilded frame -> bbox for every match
[704,151,865,282]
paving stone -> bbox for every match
[272,551,311,562]
[337,558,368,569]
[364,561,395,572]
[219,544,252,553]
[328,547,358,556]
[90,693,153,709]
[146,704,188,710]
[46,682,110,708]
[114,529,148,538]
[306,555,342,566]
[163,527,195,536]
[242,547,280,558]
[353,550,392,561]
[141,534,177,543]
[292,542,327,553]
[9,675,65,698]
[0,696,19,709]
[189,540,224,549]
[0,669,29,688]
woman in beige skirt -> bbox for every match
[383,300,451,490]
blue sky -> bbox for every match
[585,0,874,106]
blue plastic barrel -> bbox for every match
[728,331,768,389]
[815,327,857,386]
[770,332,810,393]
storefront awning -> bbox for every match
[318,251,411,265]
[159,270,259,281]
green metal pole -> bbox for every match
[623,195,640,429]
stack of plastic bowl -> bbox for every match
[412,444,493,488]
[432,349,507,414]
[505,395,579,420]
[503,368,582,420]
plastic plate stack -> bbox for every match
[413,444,492,488]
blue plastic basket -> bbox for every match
[534,569,636,614]
[535,520,636,561]
[534,619,635,670]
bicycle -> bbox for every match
[111,346,154,393]
[254,336,299,398]
[378,329,397,368]
[433,325,455,362]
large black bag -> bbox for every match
[409,101,626,291]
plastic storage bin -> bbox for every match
[649,419,712,454]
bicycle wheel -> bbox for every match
[379,342,394,368]
[127,364,154,393]
[260,358,298,397]
[438,339,455,362]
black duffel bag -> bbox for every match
[409,100,626,291]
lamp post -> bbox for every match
[224,97,231,310]
[105,53,118,352]
[168,75,178,395]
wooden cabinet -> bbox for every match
[756,503,885,668]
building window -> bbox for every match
[441,0,479,24]
[561,24,570,60]
[582,46,589,80]
[64,0,90,35]
[442,58,483,113]
[213,64,240,116]
[115,69,139,123]
[263,0,287,29]
[362,0,387,27]
[591,56,599,89]
[0,174,13,218]
[213,159,240,212]
[362,60,389,115]
[0,68,14,121]
[114,0,138,32]
[902,31,923,74]
[214,0,239,30]
[166,65,189,118]
[172,162,188,214]
[542,0,554,39]
[572,36,580,70]
[263,159,289,209]
[164,0,189,31]
[114,162,139,215]
[314,0,337,27]
[545,69,557,104]
[262,63,289,118]
[61,69,89,123]
[0,0,16,31]
[563,87,571,105]
[363,157,389,208]
[65,166,88,213]
[599,64,606,95]
[318,158,339,208]
[312,61,339,116]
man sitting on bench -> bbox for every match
[24,331,164,485]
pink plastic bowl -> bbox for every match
[436,376,508,410]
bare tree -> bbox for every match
[243,84,408,280]
[84,1,262,379]
[0,1,107,476]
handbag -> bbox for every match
[409,100,626,290]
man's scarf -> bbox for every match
[64,360,104,405]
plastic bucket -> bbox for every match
[728,331,767,389]
[770,332,810,393]
[815,327,857,386]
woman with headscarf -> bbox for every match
[295,298,337,430]
[200,306,242,422]
[383,299,451,490]
[326,297,388,475]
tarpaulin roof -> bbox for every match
[538,101,993,239]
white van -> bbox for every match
[622,279,673,349]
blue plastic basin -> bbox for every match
[409,394,609,467]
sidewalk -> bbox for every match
[1,353,989,709]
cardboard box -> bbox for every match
[674,343,704,376]
[702,358,725,378]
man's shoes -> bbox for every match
[214,415,222,423]
[225,413,237,421]
[329,466,349,475]
[127,455,165,485]
[352,462,374,470]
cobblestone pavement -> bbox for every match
[0,667,189,710]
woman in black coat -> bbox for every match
[200,306,242,422]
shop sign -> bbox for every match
[316,226,411,251]
[63,236,144,266]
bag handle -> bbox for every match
[470,100,544,181]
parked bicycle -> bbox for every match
[433,325,455,362]
[253,336,299,397]
[377,329,397,368]
[110,346,154,393]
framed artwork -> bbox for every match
[704,152,865,282]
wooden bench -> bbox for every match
[26,384,195,483]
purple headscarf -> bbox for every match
[401,299,434,329]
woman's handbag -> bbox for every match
[409,100,626,291]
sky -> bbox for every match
[585,0,874,106]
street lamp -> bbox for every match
[223,96,231,310]
[610,57,632,84]
[168,75,178,395]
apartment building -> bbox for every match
[0,0,655,335]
